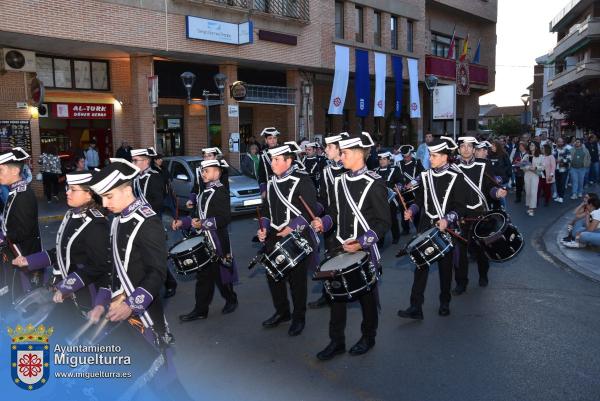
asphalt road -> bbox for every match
[37,195,600,401]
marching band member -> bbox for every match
[451,137,507,293]
[186,146,229,209]
[396,145,424,235]
[257,127,281,197]
[311,132,391,360]
[12,171,112,319]
[374,151,403,246]
[303,141,327,190]
[308,133,348,309]
[397,137,473,320]
[0,147,42,300]
[173,159,238,321]
[257,142,319,337]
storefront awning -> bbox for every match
[44,91,117,105]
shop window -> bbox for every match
[36,56,110,91]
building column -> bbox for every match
[218,63,240,168]
[129,56,155,148]
[286,69,303,142]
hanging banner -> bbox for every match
[407,58,421,119]
[433,85,455,119]
[456,61,470,95]
[392,55,403,119]
[355,49,370,117]
[373,52,386,117]
[328,45,350,115]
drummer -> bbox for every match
[12,171,112,325]
[256,142,319,337]
[311,132,391,360]
[257,127,281,197]
[186,147,229,209]
[302,141,327,191]
[374,151,403,246]
[172,159,238,321]
[308,132,349,310]
[0,147,42,301]
[451,137,507,293]
[396,145,424,235]
[397,137,473,320]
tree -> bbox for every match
[489,116,522,137]
[552,82,600,132]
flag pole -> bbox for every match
[453,83,457,141]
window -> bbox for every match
[407,20,414,52]
[391,16,399,50]
[35,56,110,91]
[335,1,344,39]
[430,33,458,58]
[374,11,382,47]
[171,162,190,181]
[355,6,363,43]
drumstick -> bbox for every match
[174,193,179,222]
[393,187,410,214]
[445,227,468,243]
[67,319,95,345]
[87,318,109,345]
[256,206,263,231]
[298,196,317,221]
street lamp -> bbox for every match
[180,71,228,148]
[521,93,530,133]
[425,75,439,134]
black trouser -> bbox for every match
[409,252,453,307]
[329,288,378,343]
[195,262,237,314]
[42,172,59,201]
[379,202,400,246]
[455,227,489,288]
[165,269,178,290]
[267,258,308,322]
[515,174,525,202]
[556,170,568,198]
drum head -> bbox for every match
[170,236,204,253]
[11,288,55,327]
[474,212,506,238]
[407,227,438,248]
[320,251,367,271]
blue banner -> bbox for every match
[355,49,370,117]
[392,55,403,118]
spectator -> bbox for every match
[153,153,174,216]
[489,140,512,185]
[570,138,591,199]
[241,144,260,179]
[416,132,433,170]
[554,137,571,203]
[84,140,100,169]
[563,196,600,248]
[523,142,542,216]
[585,133,599,185]
[115,141,132,161]
[539,144,556,207]
[562,193,599,242]
[73,155,87,172]
[39,146,62,203]
[512,141,528,203]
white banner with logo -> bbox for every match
[433,85,455,119]
[408,58,421,119]
[373,52,387,117]
[328,45,350,115]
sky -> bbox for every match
[479,0,568,106]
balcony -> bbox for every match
[190,0,310,23]
[549,18,600,61]
[240,84,297,105]
[547,58,600,90]
[550,0,592,32]
[425,55,489,87]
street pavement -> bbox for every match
[37,192,600,401]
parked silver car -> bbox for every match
[163,156,262,215]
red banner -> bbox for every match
[51,103,113,119]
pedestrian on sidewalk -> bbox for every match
[562,192,599,242]
[512,141,528,203]
[585,133,599,185]
[555,137,571,203]
[523,142,542,216]
[38,145,62,202]
[569,138,591,199]
[84,140,100,170]
[539,144,556,207]
[563,197,600,248]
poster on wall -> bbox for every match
[0,120,32,154]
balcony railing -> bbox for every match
[203,0,310,23]
[241,84,297,105]
[425,55,489,86]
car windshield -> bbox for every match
[189,160,241,181]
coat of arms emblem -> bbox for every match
[8,324,53,390]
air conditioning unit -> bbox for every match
[38,104,49,118]
[1,48,37,72]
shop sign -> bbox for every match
[228,105,239,118]
[52,103,113,119]
[186,16,253,45]
[167,119,181,128]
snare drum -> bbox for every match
[11,287,55,327]
[400,184,420,206]
[473,210,523,262]
[406,227,454,268]
[262,231,313,282]
[314,251,378,302]
[168,235,216,275]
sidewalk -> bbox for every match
[542,207,600,282]
[37,198,68,222]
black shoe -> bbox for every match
[179,310,207,322]
[164,286,177,299]
[562,235,574,242]
[438,304,450,316]
[396,248,408,257]
[452,285,467,296]
[316,341,346,361]
[222,300,238,314]
[251,235,260,243]
[288,320,305,336]
[479,277,489,287]
[397,305,423,320]
[348,336,375,356]
[392,238,400,245]
[308,295,328,309]
[262,312,291,328]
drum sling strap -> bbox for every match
[450,165,490,211]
